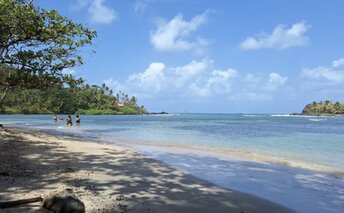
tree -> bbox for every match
[128,96,137,106]
[0,0,96,105]
[302,101,344,115]
[1,81,147,114]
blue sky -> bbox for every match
[38,0,344,113]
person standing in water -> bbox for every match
[53,115,57,122]
[66,115,73,126]
[75,115,80,126]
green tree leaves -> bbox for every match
[302,101,344,115]
[1,82,147,115]
[0,0,96,89]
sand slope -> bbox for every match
[0,127,295,213]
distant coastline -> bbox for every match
[290,113,344,117]
[291,101,344,116]
[0,110,168,116]
[145,111,170,115]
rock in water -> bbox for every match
[42,190,85,213]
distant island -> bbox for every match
[293,101,344,116]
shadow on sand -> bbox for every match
[0,127,295,213]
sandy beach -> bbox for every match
[0,125,295,213]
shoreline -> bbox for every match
[6,122,344,179]
[0,125,295,213]
[289,113,344,117]
[123,142,344,179]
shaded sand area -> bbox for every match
[0,126,295,213]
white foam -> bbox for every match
[243,114,260,117]
[270,114,291,117]
[309,118,326,122]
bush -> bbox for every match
[76,109,120,115]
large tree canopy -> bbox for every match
[0,0,96,90]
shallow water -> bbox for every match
[2,113,344,172]
[1,114,344,212]
[142,150,344,213]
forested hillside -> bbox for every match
[1,82,146,115]
[302,101,344,116]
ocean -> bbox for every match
[1,113,344,213]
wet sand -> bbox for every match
[0,126,295,213]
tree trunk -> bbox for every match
[0,87,9,106]
[0,196,43,208]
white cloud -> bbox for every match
[265,72,288,91]
[291,57,344,101]
[133,0,180,15]
[190,68,238,97]
[237,72,287,100]
[128,62,165,92]
[72,0,116,24]
[332,58,344,68]
[240,21,310,50]
[105,59,287,101]
[133,0,149,15]
[172,60,209,88]
[301,58,344,84]
[89,0,117,24]
[150,11,211,52]
[104,78,122,91]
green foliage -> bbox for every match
[0,1,146,115]
[76,109,119,115]
[302,100,344,115]
[1,82,147,115]
[0,0,96,89]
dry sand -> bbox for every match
[0,126,295,213]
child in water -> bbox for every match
[53,115,57,122]
[66,115,73,126]
[76,115,80,126]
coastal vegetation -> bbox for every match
[0,0,144,115]
[301,101,344,116]
[0,82,146,114]
[0,0,96,93]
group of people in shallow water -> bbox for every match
[53,115,80,126]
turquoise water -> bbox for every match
[2,113,344,172]
[1,114,344,213]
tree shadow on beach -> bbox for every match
[0,127,295,213]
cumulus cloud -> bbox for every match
[240,21,310,50]
[89,0,117,24]
[150,11,211,53]
[301,57,344,84]
[332,58,344,68]
[72,0,116,24]
[104,60,287,101]
[128,62,165,92]
[190,68,238,97]
[133,0,180,15]
[133,0,149,15]
[265,72,288,91]
[292,57,344,101]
